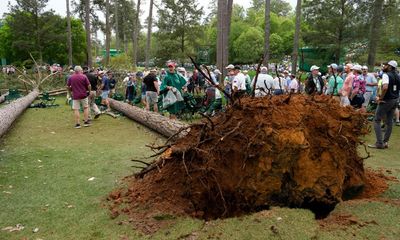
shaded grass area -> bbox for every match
[1,97,399,239]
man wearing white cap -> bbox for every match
[305,65,324,95]
[251,66,274,97]
[369,60,400,149]
[361,65,377,109]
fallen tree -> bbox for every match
[0,89,39,138]
[0,92,9,104]
[108,98,188,138]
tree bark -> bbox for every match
[132,0,141,68]
[85,0,92,68]
[109,99,188,138]
[0,89,39,138]
[105,0,111,65]
[291,0,301,75]
[145,0,154,70]
[0,92,9,104]
[264,0,271,66]
[66,0,73,66]
[223,0,233,70]
[115,0,120,51]
[367,0,384,68]
[217,0,232,81]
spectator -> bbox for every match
[273,74,286,95]
[362,65,378,110]
[108,72,117,96]
[231,66,247,98]
[251,66,274,97]
[83,67,101,119]
[325,63,344,102]
[126,74,137,105]
[305,65,324,95]
[289,74,299,93]
[160,62,187,118]
[143,69,160,112]
[368,60,400,149]
[340,64,354,106]
[66,66,91,128]
[99,71,111,111]
[349,65,366,109]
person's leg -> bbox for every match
[145,93,150,111]
[74,109,80,125]
[395,107,399,124]
[383,100,397,143]
[372,104,386,147]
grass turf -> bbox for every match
[0,96,399,239]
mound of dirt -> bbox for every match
[108,95,371,229]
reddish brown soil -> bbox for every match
[108,95,375,233]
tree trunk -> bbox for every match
[223,0,233,69]
[0,92,9,104]
[291,0,301,75]
[145,0,154,70]
[0,89,39,138]
[132,0,141,68]
[108,99,188,138]
[367,0,384,68]
[85,0,92,68]
[124,32,128,54]
[216,0,224,76]
[264,0,271,66]
[105,0,111,65]
[66,0,73,66]
[115,0,120,51]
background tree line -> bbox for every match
[0,0,399,69]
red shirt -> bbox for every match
[67,73,90,100]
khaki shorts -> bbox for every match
[72,97,89,110]
[146,91,158,105]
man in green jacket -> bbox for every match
[160,62,187,118]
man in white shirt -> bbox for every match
[231,66,247,98]
[289,74,299,93]
[273,74,286,95]
[251,66,274,97]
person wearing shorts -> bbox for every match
[143,69,159,112]
[99,71,111,111]
[67,66,91,128]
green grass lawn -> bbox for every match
[0,97,399,240]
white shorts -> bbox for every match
[72,97,89,110]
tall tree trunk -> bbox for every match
[115,0,120,51]
[85,0,92,68]
[145,0,153,70]
[124,32,128,53]
[132,0,141,68]
[109,99,188,138]
[222,0,233,71]
[34,11,43,63]
[264,0,271,66]
[216,0,224,76]
[105,0,111,65]
[291,0,301,75]
[367,0,384,68]
[217,0,232,82]
[0,89,39,138]
[336,0,345,63]
[66,0,73,66]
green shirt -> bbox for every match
[327,74,344,96]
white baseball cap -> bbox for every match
[225,64,235,69]
[387,60,398,68]
[362,65,368,70]
[310,65,320,71]
[352,65,362,71]
[327,63,338,69]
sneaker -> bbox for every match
[83,120,91,127]
[396,122,400,126]
[94,113,101,119]
[74,124,81,129]
[384,142,389,148]
[367,143,385,149]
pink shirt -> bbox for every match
[341,72,354,97]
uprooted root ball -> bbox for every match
[108,94,370,226]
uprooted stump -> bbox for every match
[109,95,370,226]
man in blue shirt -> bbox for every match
[362,65,378,110]
[99,71,111,111]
